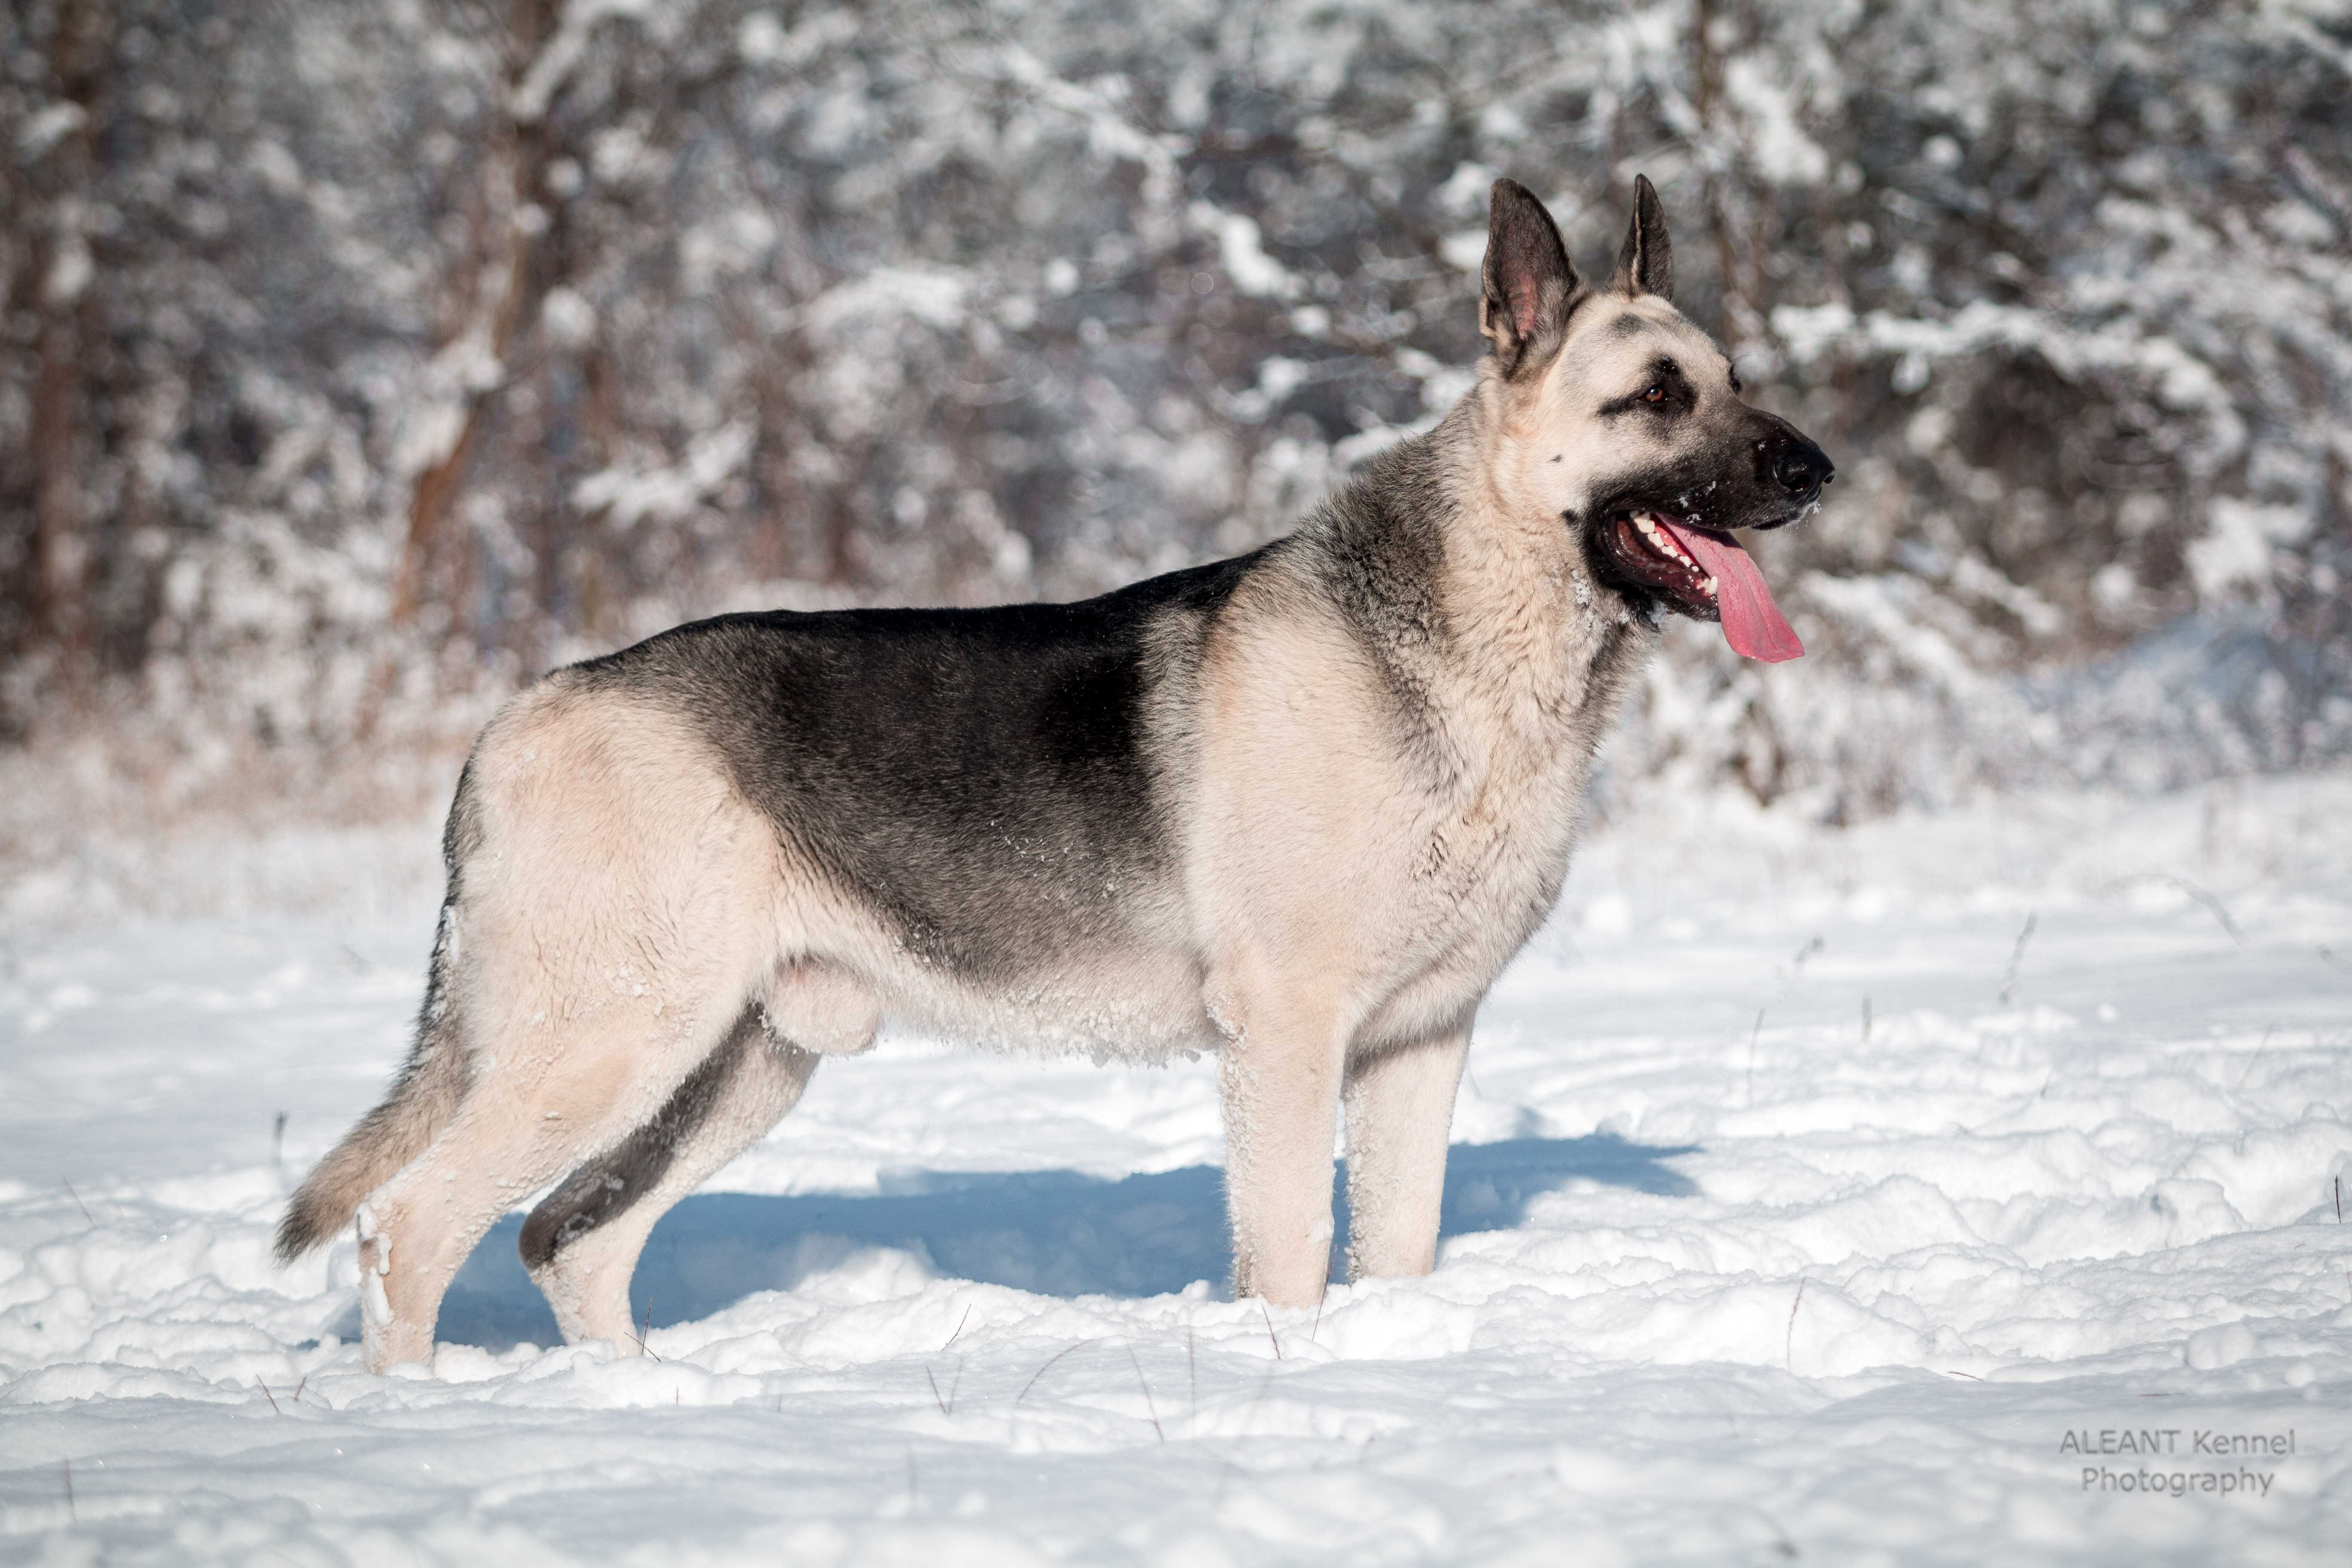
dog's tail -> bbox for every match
[276,767,483,1262]
[274,1043,467,1261]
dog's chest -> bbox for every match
[1396,631,1629,985]
[1373,705,1580,973]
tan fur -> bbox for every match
[351,688,787,1365]
[527,1023,822,1347]
[1505,297,1745,529]
[1182,367,1653,1304]
[1343,1031,1471,1278]
[306,181,1797,1369]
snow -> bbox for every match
[2185,499,2314,602]
[5,772,2352,1562]
[1202,211,1300,301]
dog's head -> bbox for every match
[1477,177,1831,662]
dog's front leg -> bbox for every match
[1342,1029,1470,1280]
[1216,995,1348,1309]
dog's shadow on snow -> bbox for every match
[394,1134,1697,1352]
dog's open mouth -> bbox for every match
[1602,510,1804,663]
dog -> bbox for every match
[279,176,1831,1371]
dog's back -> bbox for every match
[565,549,1266,984]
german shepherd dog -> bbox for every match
[282,177,1831,1371]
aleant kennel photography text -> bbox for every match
[1,2,2348,1564]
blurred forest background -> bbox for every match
[3,0,2349,845]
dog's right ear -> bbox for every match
[1481,179,1581,376]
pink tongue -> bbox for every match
[1654,518,1803,663]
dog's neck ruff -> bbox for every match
[1294,401,1653,778]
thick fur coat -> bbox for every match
[282,177,1832,1372]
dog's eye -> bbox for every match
[1642,386,1666,404]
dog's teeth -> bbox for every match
[1703,576,1718,596]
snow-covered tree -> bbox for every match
[3,0,2345,815]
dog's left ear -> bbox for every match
[1611,174,1673,300]
[1481,179,1580,375]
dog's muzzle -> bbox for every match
[1756,428,1834,519]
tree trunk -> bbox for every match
[27,0,102,694]
[390,0,561,631]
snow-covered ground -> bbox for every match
[4,773,2350,1564]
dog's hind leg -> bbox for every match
[521,1009,820,1350]
[522,955,875,1350]
[1341,1028,1469,1280]
[352,1068,628,1371]
[346,683,788,1372]
[354,956,777,1371]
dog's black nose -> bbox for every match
[1773,438,1832,497]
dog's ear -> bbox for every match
[1481,179,1580,374]
[1611,174,1672,300]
